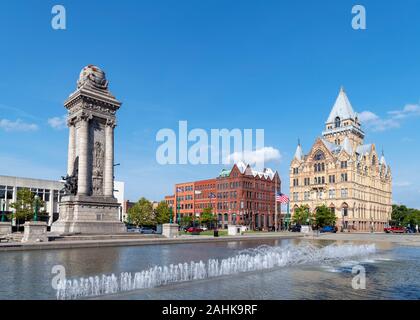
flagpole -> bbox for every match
[275,175,278,232]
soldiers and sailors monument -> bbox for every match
[51,65,126,234]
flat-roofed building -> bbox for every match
[165,162,281,230]
[0,175,125,227]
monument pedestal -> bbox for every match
[51,195,126,235]
[22,221,48,242]
[162,223,179,238]
[0,222,11,235]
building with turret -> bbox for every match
[289,87,392,232]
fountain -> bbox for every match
[56,242,376,300]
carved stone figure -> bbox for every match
[94,141,104,170]
[61,174,78,195]
[77,65,109,90]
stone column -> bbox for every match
[104,119,115,197]
[67,120,76,176]
[77,114,90,195]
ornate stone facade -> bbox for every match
[289,88,392,232]
[51,65,126,234]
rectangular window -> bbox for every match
[304,191,310,201]
[329,175,335,183]
[329,189,335,199]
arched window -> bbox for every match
[314,151,325,161]
[372,155,376,166]
[335,117,341,128]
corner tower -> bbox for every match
[322,87,364,148]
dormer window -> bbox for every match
[314,151,325,161]
[335,117,341,128]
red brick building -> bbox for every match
[165,162,281,230]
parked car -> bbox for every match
[405,227,416,233]
[126,225,140,233]
[384,226,405,233]
[320,226,337,233]
[290,224,301,232]
[186,227,204,233]
[139,227,155,234]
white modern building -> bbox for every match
[0,175,125,227]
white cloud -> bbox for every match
[48,115,67,130]
[358,111,400,132]
[359,103,420,132]
[394,181,412,187]
[226,146,281,168]
[0,118,38,132]
[388,104,420,119]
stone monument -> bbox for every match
[0,222,11,235]
[51,65,126,234]
[22,221,48,242]
[162,223,179,238]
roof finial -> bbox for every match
[298,138,301,146]
[381,147,384,156]
[340,85,345,93]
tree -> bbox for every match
[154,201,171,225]
[200,207,217,229]
[392,204,420,228]
[391,204,409,226]
[127,197,155,227]
[315,205,337,228]
[292,205,313,225]
[10,188,45,222]
[180,215,192,228]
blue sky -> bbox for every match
[0,0,419,208]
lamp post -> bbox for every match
[1,199,5,222]
[33,195,40,222]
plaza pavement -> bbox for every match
[0,232,303,252]
[1,231,420,252]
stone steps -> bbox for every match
[5,233,23,242]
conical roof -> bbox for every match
[326,87,357,123]
[294,144,303,161]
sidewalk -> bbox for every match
[306,231,420,246]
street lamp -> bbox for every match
[169,206,173,224]
[1,199,5,222]
[177,204,181,225]
[33,195,40,222]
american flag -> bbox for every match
[276,192,289,203]
[208,192,216,199]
